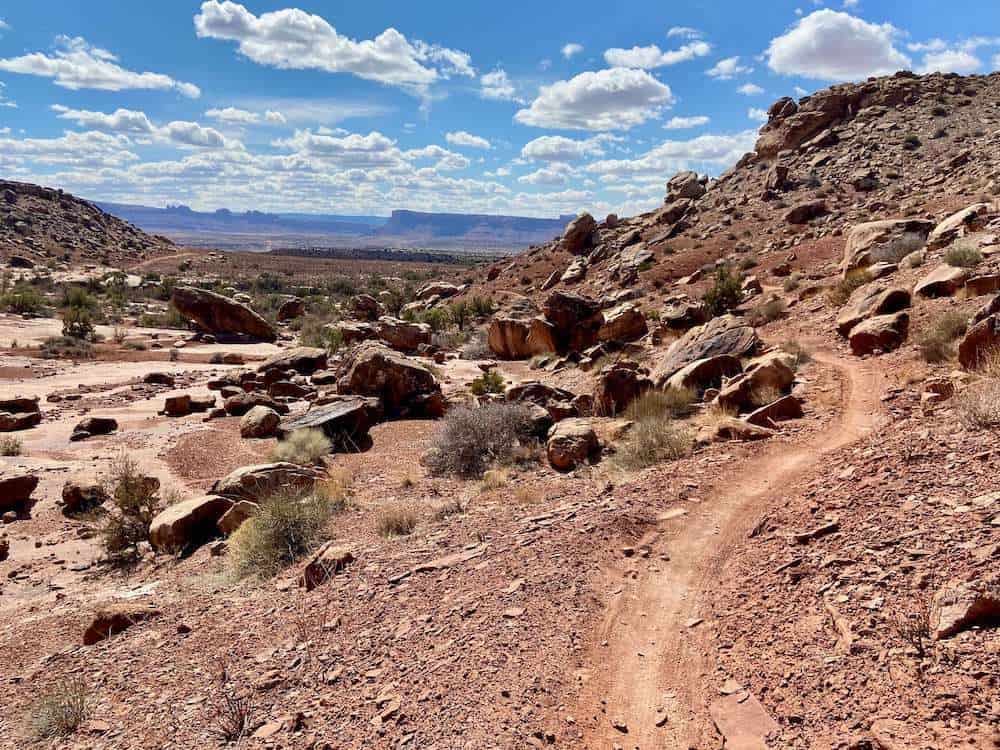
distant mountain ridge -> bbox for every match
[95,200,574,252]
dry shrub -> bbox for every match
[423,403,535,479]
[889,595,932,660]
[228,488,335,579]
[916,311,967,363]
[747,297,787,326]
[376,505,418,537]
[944,242,983,268]
[624,387,696,421]
[469,369,505,396]
[514,485,543,506]
[751,384,784,408]
[271,428,331,465]
[208,664,253,744]
[0,434,22,456]
[431,498,465,521]
[26,679,91,740]
[827,269,873,307]
[612,418,693,471]
[956,379,1000,429]
[100,453,160,565]
[780,340,813,369]
[480,468,509,491]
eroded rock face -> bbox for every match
[417,282,462,300]
[542,291,604,353]
[931,579,1000,639]
[849,311,909,355]
[562,213,597,255]
[337,342,444,418]
[914,264,969,298]
[0,473,39,513]
[594,362,652,416]
[302,542,355,591]
[958,314,1000,370]
[842,219,933,273]
[928,203,995,247]
[598,303,648,344]
[258,347,327,375]
[652,315,759,385]
[83,602,162,645]
[667,170,706,201]
[277,296,305,321]
[70,416,118,441]
[836,283,912,337]
[487,317,556,359]
[149,496,234,552]
[662,355,743,394]
[0,396,41,432]
[279,396,382,451]
[547,418,600,471]
[171,286,277,341]
[376,316,432,353]
[784,200,828,225]
[211,462,320,502]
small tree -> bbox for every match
[702,266,742,317]
[450,300,470,331]
[61,306,95,340]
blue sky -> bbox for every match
[0,1,997,218]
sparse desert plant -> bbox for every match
[25,679,91,740]
[916,311,968,363]
[827,269,873,307]
[423,403,536,479]
[469,369,505,396]
[376,504,418,537]
[0,284,47,315]
[902,133,922,150]
[0,435,22,456]
[60,306,95,340]
[889,595,932,661]
[943,242,983,268]
[208,664,253,744]
[738,255,759,271]
[702,265,742,317]
[750,384,784,408]
[228,488,335,579]
[41,335,94,360]
[780,340,814,369]
[782,273,802,293]
[612,418,694,471]
[100,453,161,564]
[955,379,1000,430]
[746,297,787,326]
[480,468,509,491]
[431,497,465,521]
[271,428,332,465]
[514,485,543,505]
[624,387,696,421]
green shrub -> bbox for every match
[702,266,742,317]
[40,336,93,360]
[944,242,983,268]
[469,369,505,396]
[746,297,787,326]
[61,306,95,340]
[0,284,47,315]
[0,435,22,456]
[271,428,332,465]
[469,296,496,318]
[100,454,161,565]
[228,489,335,579]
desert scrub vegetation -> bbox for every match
[376,504,418,537]
[0,283,48,315]
[469,369,505,396]
[955,379,1000,430]
[100,454,161,566]
[943,242,983,268]
[612,417,693,471]
[0,434,23,456]
[702,265,743,317]
[746,297,787,326]
[24,679,91,740]
[40,335,94,360]
[228,488,338,579]
[271,428,332,465]
[423,403,536,479]
[624,388,696,421]
[780,340,814,369]
[916,311,968,363]
[827,269,874,306]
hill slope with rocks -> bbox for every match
[1,71,999,750]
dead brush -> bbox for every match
[955,379,1000,430]
[376,505,418,537]
[780,340,813,369]
[208,664,254,744]
[827,269,873,307]
[889,595,933,662]
[750,384,784,408]
[431,497,465,521]
[611,417,694,471]
[25,678,91,740]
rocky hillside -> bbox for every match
[0,180,174,268]
[471,70,1000,306]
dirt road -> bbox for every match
[576,350,885,748]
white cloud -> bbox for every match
[0,36,200,97]
[194,0,473,95]
[667,27,703,39]
[518,162,575,186]
[843,0,860,7]
[206,106,260,124]
[748,107,768,122]
[160,121,230,149]
[230,97,392,125]
[706,56,753,79]
[265,110,286,124]
[446,130,491,149]
[587,131,757,177]
[0,19,9,34]
[273,129,403,168]
[737,83,765,95]
[604,41,711,69]
[0,130,139,168]
[52,105,155,134]
[907,38,947,53]
[919,49,981,74]
[515,68,675,131]
[562,43,584,59]
[766,10,910,80]
[520,134,619,161]
[664,115,710,130]
[0,81,15,108]
[480,68,518,101]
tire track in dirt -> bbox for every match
[575,349,885,748]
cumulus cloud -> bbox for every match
[445,130,491,149]
[194,0,473,95]
[273,129,404,168]
[706,56,753,79]
[562,43,584,59]
[737,83,765,95]
[667,27,703,39]
[0,130,139,168]
[265,110,286,124]
[604,41,711,69]
[0,19,9,35]
[0,36,201,97]
[918,49,981,74]
[52,105,155,134]
[206,106,260,124]
[587,131,757,177]
[480,68,518,101]
[748,107,768,122]
[664,115,710,129]
[766,10,910,80]
[515,68,675,131]
[518,162,575,186]
[0,81,15,108]
[160,121,230,149]
[520,134,619,161]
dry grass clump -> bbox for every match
[480,468,509,491]
[780,340,814,369]
[956,378,1000,429]
[376,505,418,537]
[916,311,968,363]
[100,453,161,565]
[228,488,336,579]
[424,403,535,479]
[750,385,784,408]
[827,269,873,307]
[0,434,22,456]
[431,498,465,521]
[514,485,544,506]
[612,419,693,471]
[888,595,932,660]
[208,665,253,744]
[271,428,331,465]
[746,297,787,326]
[943,242,983,268]
[25,679,91,740]
[624,387,696,421]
